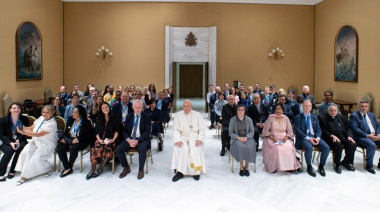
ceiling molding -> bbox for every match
[61,0,324,6]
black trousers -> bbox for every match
[0,141,27,176]
[151,123,163,137]
[57,141,89,170]
[210,110,216,126]
[116,140,149,171]
[221,126,231,150]
[325,136,357,165]
[254,126,263,150]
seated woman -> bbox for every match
[239,93,250,109]
[0,103,29,182]
[52,96,66,117]
[262,103,301,173]
[15,105,57,185]
[87,102,119,180]
[57,105,94,177]
[144,99,164,150]
[229,104,257,177]
[89,95,103,124]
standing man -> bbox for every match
[253,83,262,94]
[220,95,237,156]
[223,83,230,100]
[86,89,98,116]
[117,99,151,180]
[172,100,206,182]
[317,91,340,116]
[57,86,70,106]
[349,100,380,174]
[206,85,215,112]
[294,100,329,177]
[319,105,356,174]
[247,93,269,151]
[208,86,220,129]
[302,85,316,110]
[73,84,84,100]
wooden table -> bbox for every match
[333,99,357,114]
[21,99,50,117]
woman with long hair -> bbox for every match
[147,84,157,100]
[87,102,119,180]
[90,96,103,124]
[0,103,29,182]
[52,96,66,117]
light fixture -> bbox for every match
[96,46,113,59]
[268,47,285,60]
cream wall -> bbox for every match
[64,3,315,95]
[0,0,63,116]
[315,0,380,115]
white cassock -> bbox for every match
[15,116,57,179]
[171,110,206,175]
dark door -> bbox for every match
[179,64,203,98]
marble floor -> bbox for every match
[0,112,379,212]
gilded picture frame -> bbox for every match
[334,25,358,82]
[16,22,43,81]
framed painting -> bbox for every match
[16,22,42,81]
[334,25,358,82]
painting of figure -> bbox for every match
[16,22,42,80]
[334,25,358,82]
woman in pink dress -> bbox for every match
[262,103,301,173]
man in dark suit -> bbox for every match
[319,105,357,174]
[294,100,329,177]
[116,99,151,179]
[253,83,262,94]
[57,85,71,106]
[247,93,269,151]
[208,86,220,129]
[144,99,164,151]
[220,95,236,156]
[86,90,98,116]
[349,100,380,174]
[112,91,133,141]
[223,83,230,100]
[302,85,316,110]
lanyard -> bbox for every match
[36,120,45,132]
[73,119,82,134]
[122,105,128,113]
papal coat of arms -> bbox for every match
[185,32,197,47]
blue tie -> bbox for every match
[306,115,311,136]
[132,115,140,139]
[363,114,371,134]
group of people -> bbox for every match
[209,83,380,177]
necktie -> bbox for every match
[132,115,140,139]
[306,115,311,136]
[363,114,371,134]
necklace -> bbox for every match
[185,111,193,129]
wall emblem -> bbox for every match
[185,32,197,47]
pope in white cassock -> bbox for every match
[171,100,206,182]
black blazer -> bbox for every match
[221,104,236,128]
[123,112,151,143]
[247,103,269,126]
[144,108,162,124]
[112,101,133,124]
[0,115,29,145]
[64,116,94,144]
[95,114,120,140]
[319,114,353,141]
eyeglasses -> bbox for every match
[238,109,245,111]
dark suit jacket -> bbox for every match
[123,112,151,143]
[247,103,269,126]
[294,113,322,149]
[209,93,218,111]
[349,111,380,138]
[0,115,29,145]
[221,104,236,128]
[64,116,94,144]
[144,108,162,124]
[319,114,353,141]
[112,101,133,124]
[95,114,119,141]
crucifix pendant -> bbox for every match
[189,125,193,129]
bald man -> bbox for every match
[172,100,206,182]
[116,99,151,180]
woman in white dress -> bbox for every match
[15,105,57,185]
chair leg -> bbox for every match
[231,156,234,173]
[301,151,304,172]
[58,160,61,172]
[316,152,321,163]
[53,153,57,172]
[332,151,335,169]
[80,150,83,173]
[254,163,256,173]
[363,149,366,169]
[112,154,115,174]
[312,151,316,162]
[145,151,149,174]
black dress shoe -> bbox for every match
[318,165,326,177]
[137,170,144,180]
[0,177,6,182]
[244,170,250,177]
[342,163,355,171]
[86,172,93,180]
[7,173,15,179]
[294,168,302,174]
[239,170,245,177]
[220,149,225,156]
[307,166,316,177]
[366,166,376,174]
[193,175,200,181]
[172,172,183,182]
[60,169,73,178]
[119,166,131,178]
[335,165,342,174]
